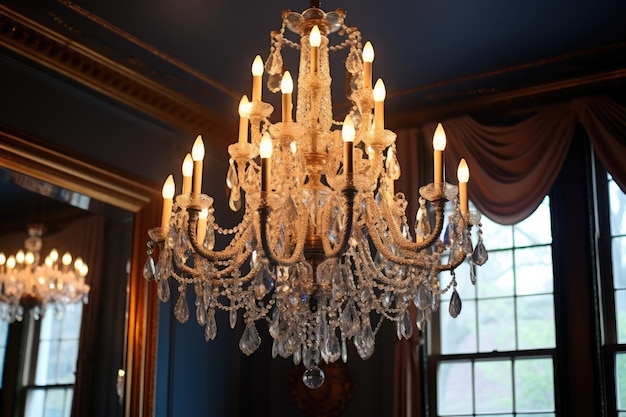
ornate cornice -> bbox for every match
[0,5,236,148]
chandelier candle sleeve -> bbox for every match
[252,55,264,102]
[362,41,374,89]
[161,175,175,231]
[433,123,447,184]
[309,25,321,74]
[260,132,272,192]
[238,95,251,143]
[342,114,355,176]
[191,136,205,194]
[182,153,193,194]
[457,158,469,215]
[281,72,294,122]
[373,79,386,130]
[197,208,209,246]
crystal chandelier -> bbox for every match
[146,3,488,388]
[0,224,90,322]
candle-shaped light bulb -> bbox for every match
[161,174,175,231]
[260,132,273,192]
[181,153,193,194]
[433,123,447,184]
[191,135,205,194]
[62,252,72,266]
[79,264,89,277]
[259,131,273,159]
[0,253,5,266]
[342,114,355,176]
[457,158,470,215]
[25,252,34,265]
[310,25,321,47]
[251,55,264,102]
[74,257,83,271]
[280,71,293,122]
[7,255,16,270]
[238,95,251,143]
[49,249,59,262]
[362,41,374,89]
[197,208,209,246]
[373,78,386,130]
[309,25,321,74]
[16,250,24,264]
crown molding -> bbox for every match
[0,5,236,148]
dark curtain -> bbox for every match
[392,95,626,414]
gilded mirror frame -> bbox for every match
[0,125,160,417]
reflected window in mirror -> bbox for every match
[23,304,83,417]
[0,321,8,387]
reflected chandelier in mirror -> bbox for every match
[0,222,90,323]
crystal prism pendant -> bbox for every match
[239,323,261,355]
[449,289,462,318]
[157,277,170,302]
[174,288,190,323]
[205,309,217,341]
[143,256,155,280]
[302,366,325,389]
[472,239,489,265]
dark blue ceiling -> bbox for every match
[6,0,626,122]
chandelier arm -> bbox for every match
[355,240,413,288]
[375,196,446,252]
[320,186,357,258]
[186,209,252,262]
[365,215,438,268]
[257,201,308,266]
[435,246,468,272]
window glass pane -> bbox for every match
[474,360,512,414]
[438,361,473,415]
[515,246,554,296]
[609,178,626,236]
[477,249,514,299]
[57,340,79,384]
[616,353,626,411]
[617,289,626,344]
[478,297,515,352]
[0,320,8,388]
[60,303,82,339]
[441,300,476,355]
[517,294,556,349]
[480,215,513,250]
[515,357,555,412]
[514,197,552,246]
[613,236,626,290]
[25,387,73,417]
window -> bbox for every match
[22,304,83,417]
[607,175,626,416]
[431,197,556,416]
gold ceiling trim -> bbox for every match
[54,0,241,101]
[0,4,236,148]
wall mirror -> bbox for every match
[0,126,159,417]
